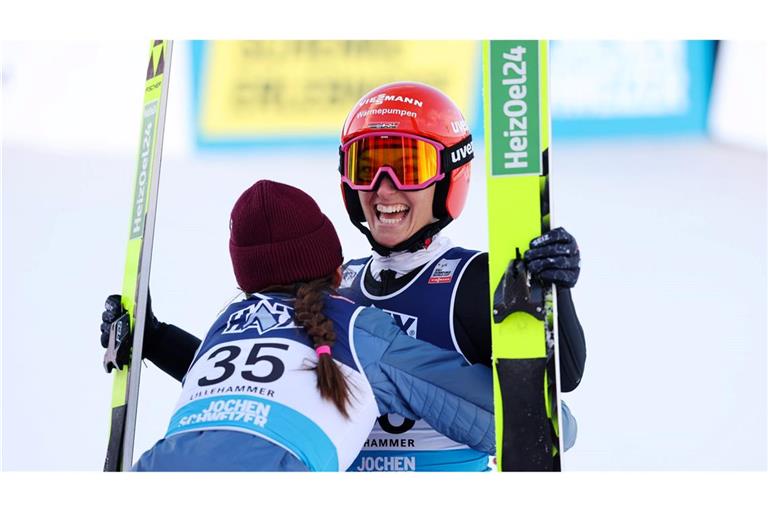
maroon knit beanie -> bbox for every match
[229,180,343,293]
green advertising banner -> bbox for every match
[488,40,541,177]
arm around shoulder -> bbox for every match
[352,307,495,454]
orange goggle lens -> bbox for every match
[344,135,440,189]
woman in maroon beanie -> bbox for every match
[102,83,584,471]
[132,180,495,471]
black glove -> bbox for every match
[100,293,158,372]
[100,295,123,348]
[524,227,580,288]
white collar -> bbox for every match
[369,234,454,280]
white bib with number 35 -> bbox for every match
[165,337,379,471]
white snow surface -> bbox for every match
[2,137,765,471]
[1,41,766,471]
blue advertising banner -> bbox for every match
[549,40,717,138]
[191,40,716,148]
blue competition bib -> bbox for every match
[167,293,380,471]
[340,247,490,472]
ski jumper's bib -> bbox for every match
[164,293,379,471]
[340,247,488,471]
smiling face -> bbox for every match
[359,175,437,249]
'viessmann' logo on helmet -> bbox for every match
[358,94,424,108]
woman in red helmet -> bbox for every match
[338,82,475,254]
[132,180,495,471]
[100,81,585,472]
[334,82,586,472]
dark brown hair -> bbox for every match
[262,275,351,417]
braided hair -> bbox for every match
[262,275,351,418]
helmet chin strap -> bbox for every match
[342,167,458,256]
[354,216,453,256]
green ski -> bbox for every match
[483,40,564,471]
[103,40,173,472]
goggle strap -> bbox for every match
[340,134,474,181]
[440,135,474,172]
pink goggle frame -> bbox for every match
[340,132,448,191]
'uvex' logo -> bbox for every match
[450,141,474,163]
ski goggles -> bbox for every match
[339,132,474,191]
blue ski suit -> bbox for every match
[134,292,495,471]
[339,242,577,472]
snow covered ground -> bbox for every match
[2,135,765,471]
[2,41,766,471]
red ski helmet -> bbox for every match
[338,82,473,254]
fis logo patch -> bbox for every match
[223,296,297,335]
[428,258,461,284]
[340,264,365,289]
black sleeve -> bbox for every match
[143,321,201,382]
[453,253,493,366]
[453,253,587,391]
[556,288,586,392]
